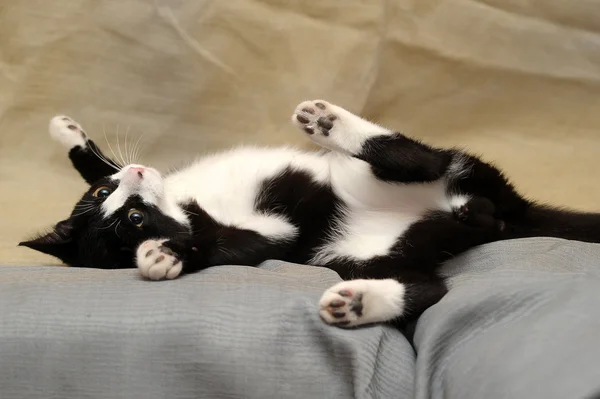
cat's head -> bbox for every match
[20,164,190,268]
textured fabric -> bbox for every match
[3,239,600,399]
[2,240,600,398]
[415,237,600,399]
[3,0,600,265]
[0,261,414,399]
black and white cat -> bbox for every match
[20,100,600,327]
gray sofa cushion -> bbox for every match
[416,238,600,399]
[0,261,413,399]
[2,238,600,399]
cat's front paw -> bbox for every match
[49,115,88,149]
[292,100,338,137]
[136,239,183,281]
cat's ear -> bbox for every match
[19,220,78,264]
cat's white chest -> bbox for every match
[163,147,330,240]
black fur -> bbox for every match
[69,139,121,184]
[20,175,188,269]
[20,124,600,325]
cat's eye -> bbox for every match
[93,186,112,198]
[128,209,144,227]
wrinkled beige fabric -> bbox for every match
[1,0,600,265]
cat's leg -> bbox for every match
[136,203,298,280]
[291,100,530,215]
[292,100,452,183]
[319,212,501,327]
[136,229,294,281]
[49,116,120,184]
[319,276,447,327]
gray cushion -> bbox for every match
[417,237,600,399]
[0,261,413,399]
[2,238,600,399]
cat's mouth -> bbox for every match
[101,165,165,216]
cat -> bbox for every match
[20,100,600,328]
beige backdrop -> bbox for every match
[2,0,600,265]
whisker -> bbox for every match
[98,219,119,230]
[129,135,139,165]
[74,201,95,206]
[72,208,92,216]
[74,205,95,210]
[115,124,127,167]
[103,124,122,168]
[114,220,122,239]
[130,133,140,165]
[71,208,96,217]
[124,125,130,165]
[132,134,146,165]
[87,142,121,170]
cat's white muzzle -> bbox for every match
[101,165,165,217]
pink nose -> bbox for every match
[129,167,145,178]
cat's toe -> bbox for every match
[292,100,338,137]
[49,115,88,149]
[318,283,364,327]
[136,239,183,281]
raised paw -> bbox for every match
[49,115,88,149]
[318,279,406,328]
[292,100,338,137]
[136,239,183,281]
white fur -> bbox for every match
[102,165,167,216]
[446,152,472,181]
[136,238,183,280]
[448,194,471,210]
[312,153,454,263]
[163,146,330,241]
[319,279,405,327]
[49,115,88,149]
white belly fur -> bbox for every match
[311,153,465,263]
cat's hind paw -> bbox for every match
[291,99,388,155]
[292,100,338,137]
[318,279,406,328]
[49,115,88,149]
[136,239,183,281]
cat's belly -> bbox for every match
[328,152,452,211]
[311,210,421,264]
[312,153,461,263]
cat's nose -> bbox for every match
[129,166,145,178]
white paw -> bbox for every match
[292,100,339,138]
[49,115,88,149]
[292,99,392,154]
[136,239,183,281]
[318,279,405,328]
